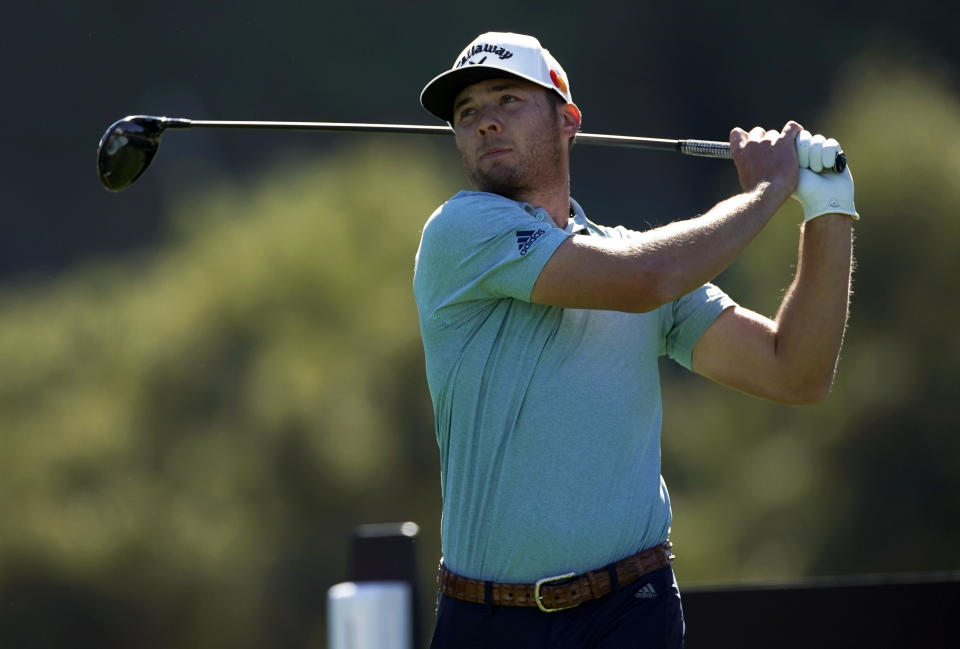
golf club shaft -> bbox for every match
[97,115,847,191]
[164,118,731,160]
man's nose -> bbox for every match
[476,106,502,136]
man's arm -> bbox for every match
[691,214,854,404]
[530,120,856,403]
[531,123,803,313]
[531,185,790,312]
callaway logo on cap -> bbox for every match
[420,32,573,123]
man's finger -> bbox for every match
[822,137,840,170]
[749,126,766,140]
[796,130,812,168]
[809,133,826,172]
[730,127,748,150]
[782,120,804,137]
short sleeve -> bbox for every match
[414,192,571,322]
[659,283,738,370]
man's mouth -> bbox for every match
[480,146,512,160]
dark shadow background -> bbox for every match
[8,0,957,280]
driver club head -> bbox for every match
[97,116,188,191]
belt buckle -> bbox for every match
[534,572,577,613]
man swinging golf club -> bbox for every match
[414,32,857,648]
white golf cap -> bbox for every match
[420,32,572,123]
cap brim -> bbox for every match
[420,65,550,123]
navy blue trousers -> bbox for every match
[429,566,685,649]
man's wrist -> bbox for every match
[803,212,856,228]
[802,201,859,222]
[752,179,795,208]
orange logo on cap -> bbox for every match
[550,69,568,95]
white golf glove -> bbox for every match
[792,130,859,222]
[796,129,842,173]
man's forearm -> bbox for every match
[630,181,791,308]
[772,214,854,400]
[532,182,791,312]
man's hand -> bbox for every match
[793,130,858,221]
[730,121,803,197]
[792,166,859,222]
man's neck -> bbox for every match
[510,179,571,229]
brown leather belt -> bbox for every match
[437,542,675,613]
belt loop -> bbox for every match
[484,581,494,616]
[606,565,619,592]
[586,570,602,600]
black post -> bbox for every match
[348,522,421,648]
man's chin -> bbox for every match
[471,168,525,198]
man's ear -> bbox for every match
[560,103,582,137]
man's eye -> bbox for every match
[458,107,476,121]
[501,95,518,104]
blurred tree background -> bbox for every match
[1,145,455,648]
[3,1,959,647]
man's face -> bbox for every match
[451,78,565,198]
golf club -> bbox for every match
[97,115,847,192]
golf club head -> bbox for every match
[97,116,189,191]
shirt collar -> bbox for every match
[565,197,590,235]
[461,190,591,234]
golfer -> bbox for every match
[414,32,856,648]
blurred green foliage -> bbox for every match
[1,55,958,647]
[0,143,458,648]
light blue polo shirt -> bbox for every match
[413,190,736,583]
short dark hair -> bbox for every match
[545,90,576,153]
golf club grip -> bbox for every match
[679,139,847,173]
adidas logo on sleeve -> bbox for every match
[516,229,546,256]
